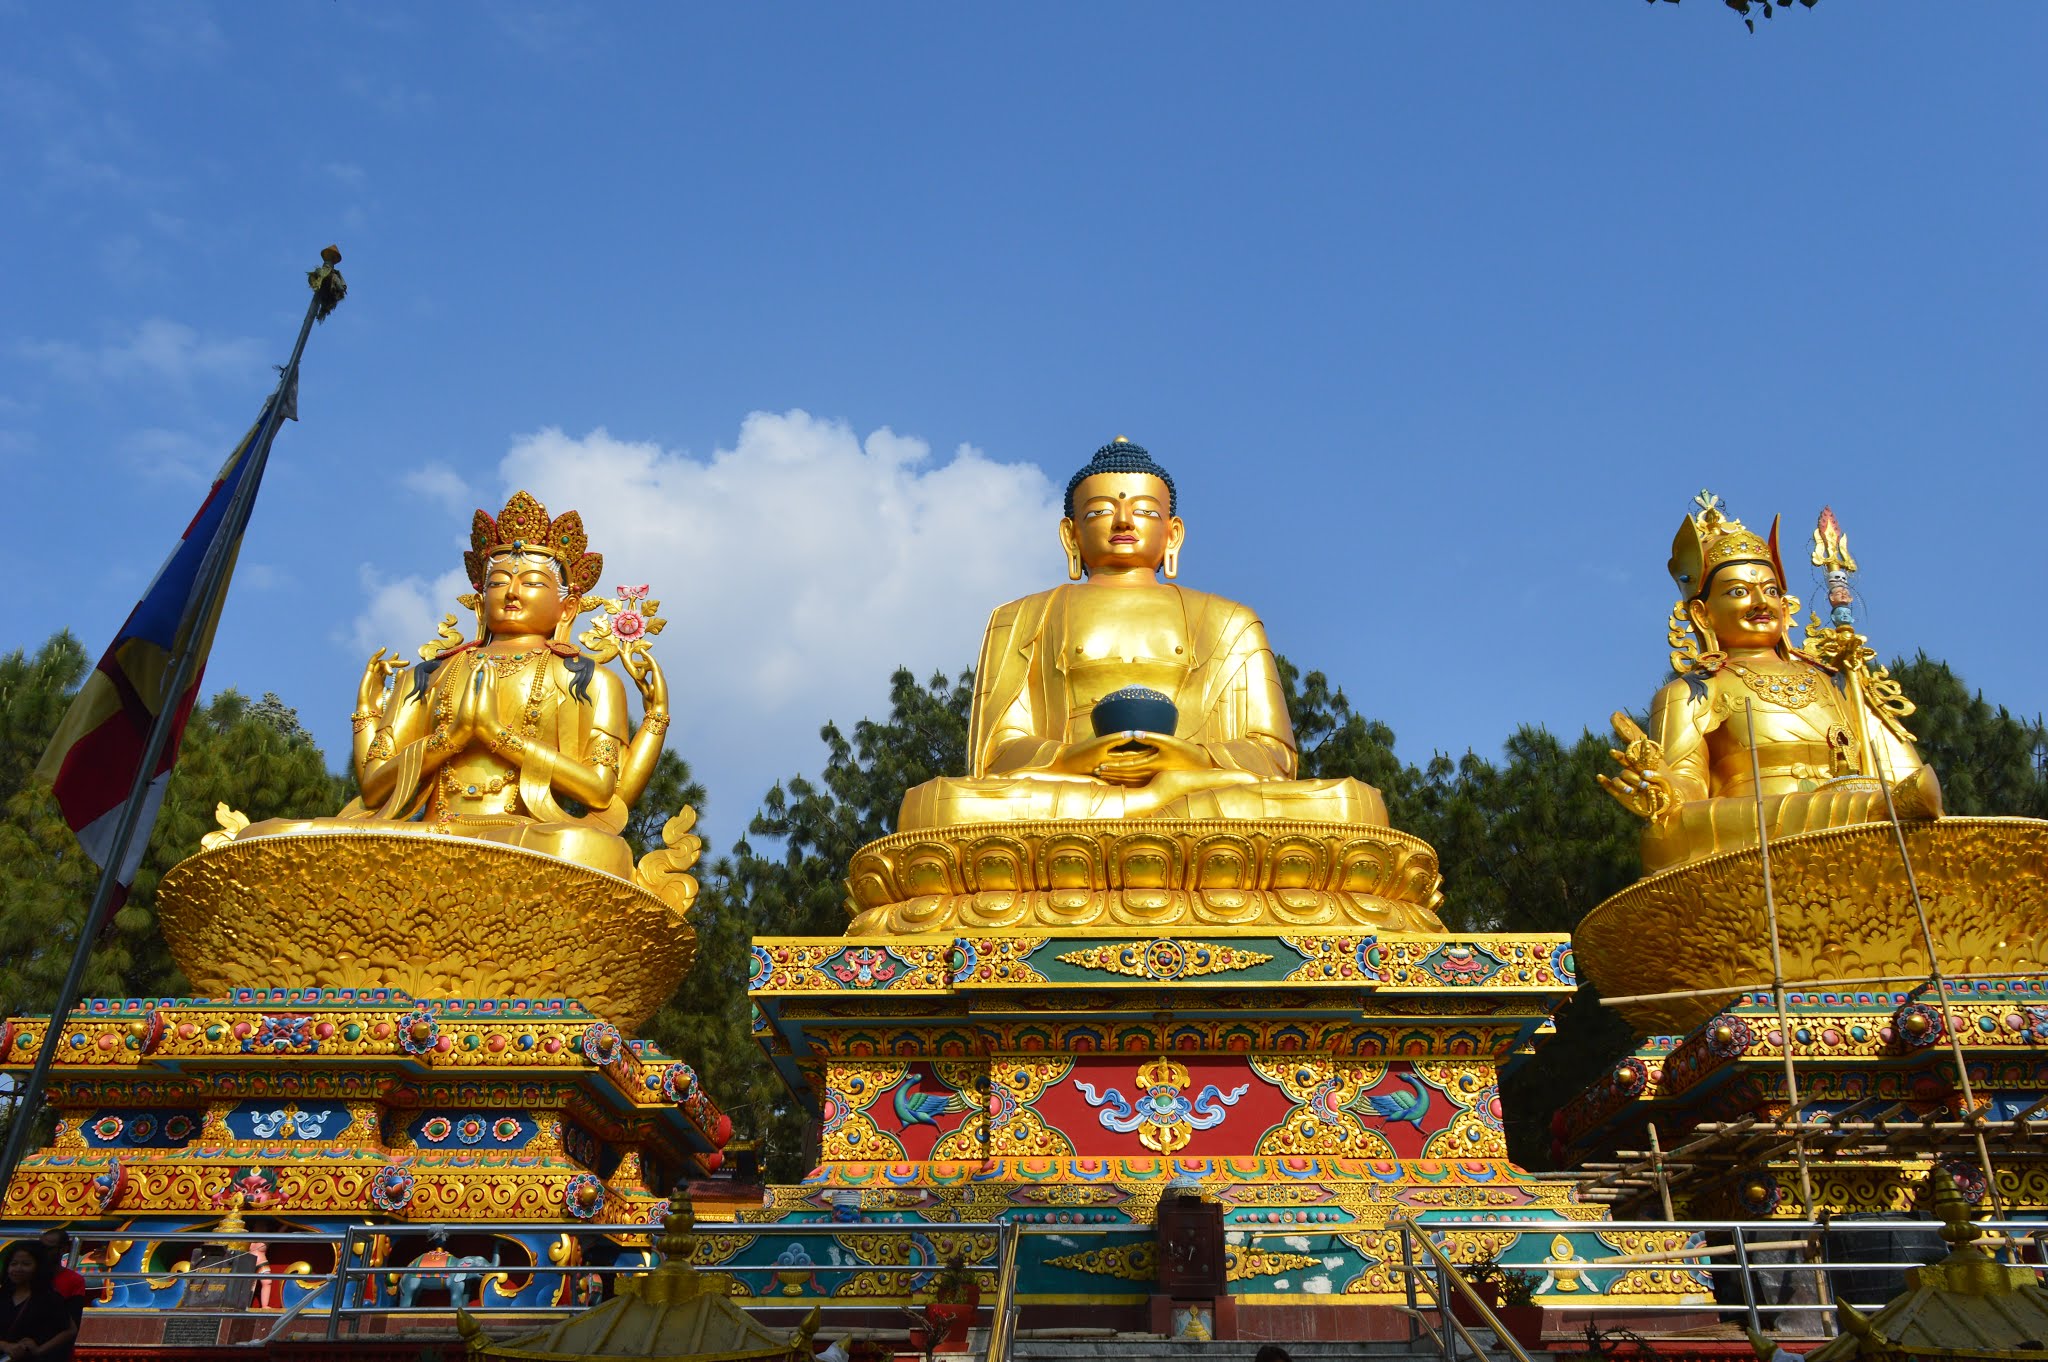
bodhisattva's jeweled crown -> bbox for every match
[465,491,604,600]
[1668,491,1783,599]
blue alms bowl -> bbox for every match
[1091,686,1179,739]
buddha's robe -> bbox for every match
[237,646,637,879]
[1640,651,1939,874]
[897,583,1387,829]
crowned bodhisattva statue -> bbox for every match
[235,491,669,881]
[158,491,700,1028]
[850,439,1446,935]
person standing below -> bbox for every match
[33,1235,84,1326]
[0,1244,76,1362]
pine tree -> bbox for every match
[1886,652,2048,817]
[0,634,348,1016]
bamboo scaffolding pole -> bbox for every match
[1867,739,2008,1221]
[1746,699,1817,1220]
[1648,1121,1677,1221]
[1592,1240,1818,1266]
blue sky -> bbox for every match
[4,4,2044,848]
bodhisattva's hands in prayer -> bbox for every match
[1048,733,1217,787]
[469,664,521,752]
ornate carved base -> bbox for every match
[1575,817,2048,1035]
[0,987,730,1312]
[158,830,695,1031]
[1554,974,2048,1218]
[740,928,1712,1307]
[841,819,1446,935]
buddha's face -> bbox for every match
[482,553,567,638]
[1061,472,1185,576]
[1691,560,1786,652]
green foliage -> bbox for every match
[736,667,972,939]
[1885,652,2048,818]
[688,667,974,1179]
[628,752,783,1183]
[1277,657,1418,823]
[1273,660,1641,1166]
[0,634,349,1018]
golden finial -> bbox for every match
[215,1191,247,1235]
[658,1185,698,1262]
[1930,1165,1977,1251]
[1113,434,1129,443]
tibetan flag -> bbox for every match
[37,396,283,898]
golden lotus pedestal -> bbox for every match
[158,828,696,1032]
[1575,817,2048,1036]
[1558,817,2048,1219]
[842,818,1448,935]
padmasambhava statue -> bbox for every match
[158,492,700,1029]
[1574,496,2048,1039]
[1598,492,1941,875]
[852,439,1445,935]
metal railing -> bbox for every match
[42,1210,2048,1349]
[1395,1217,1537,1362]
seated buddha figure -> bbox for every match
[1599,493,1941,875]
[235,491,669,882]
[897,438,1387,829]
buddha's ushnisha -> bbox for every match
[898,438,1387,828]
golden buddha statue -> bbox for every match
[849,439,1444,935]
[1598,492,1941,875]
[898,437,1386,828]
[156,491,701,1028]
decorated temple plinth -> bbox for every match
[1552,498,2048,1224]
[743,925,1618,1309]
[0,985,724,1304]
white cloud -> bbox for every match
[350,565,472,659]
[18,319,265,389]
[497,409,1059,707]
[349,410,1063,823]
[401,462,472,512]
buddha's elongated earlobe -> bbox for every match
[1162,547,1179,580]
[1059,518,1084,581]
[1162,516,1185,581]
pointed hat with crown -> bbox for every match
[1669,491,1784,599]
